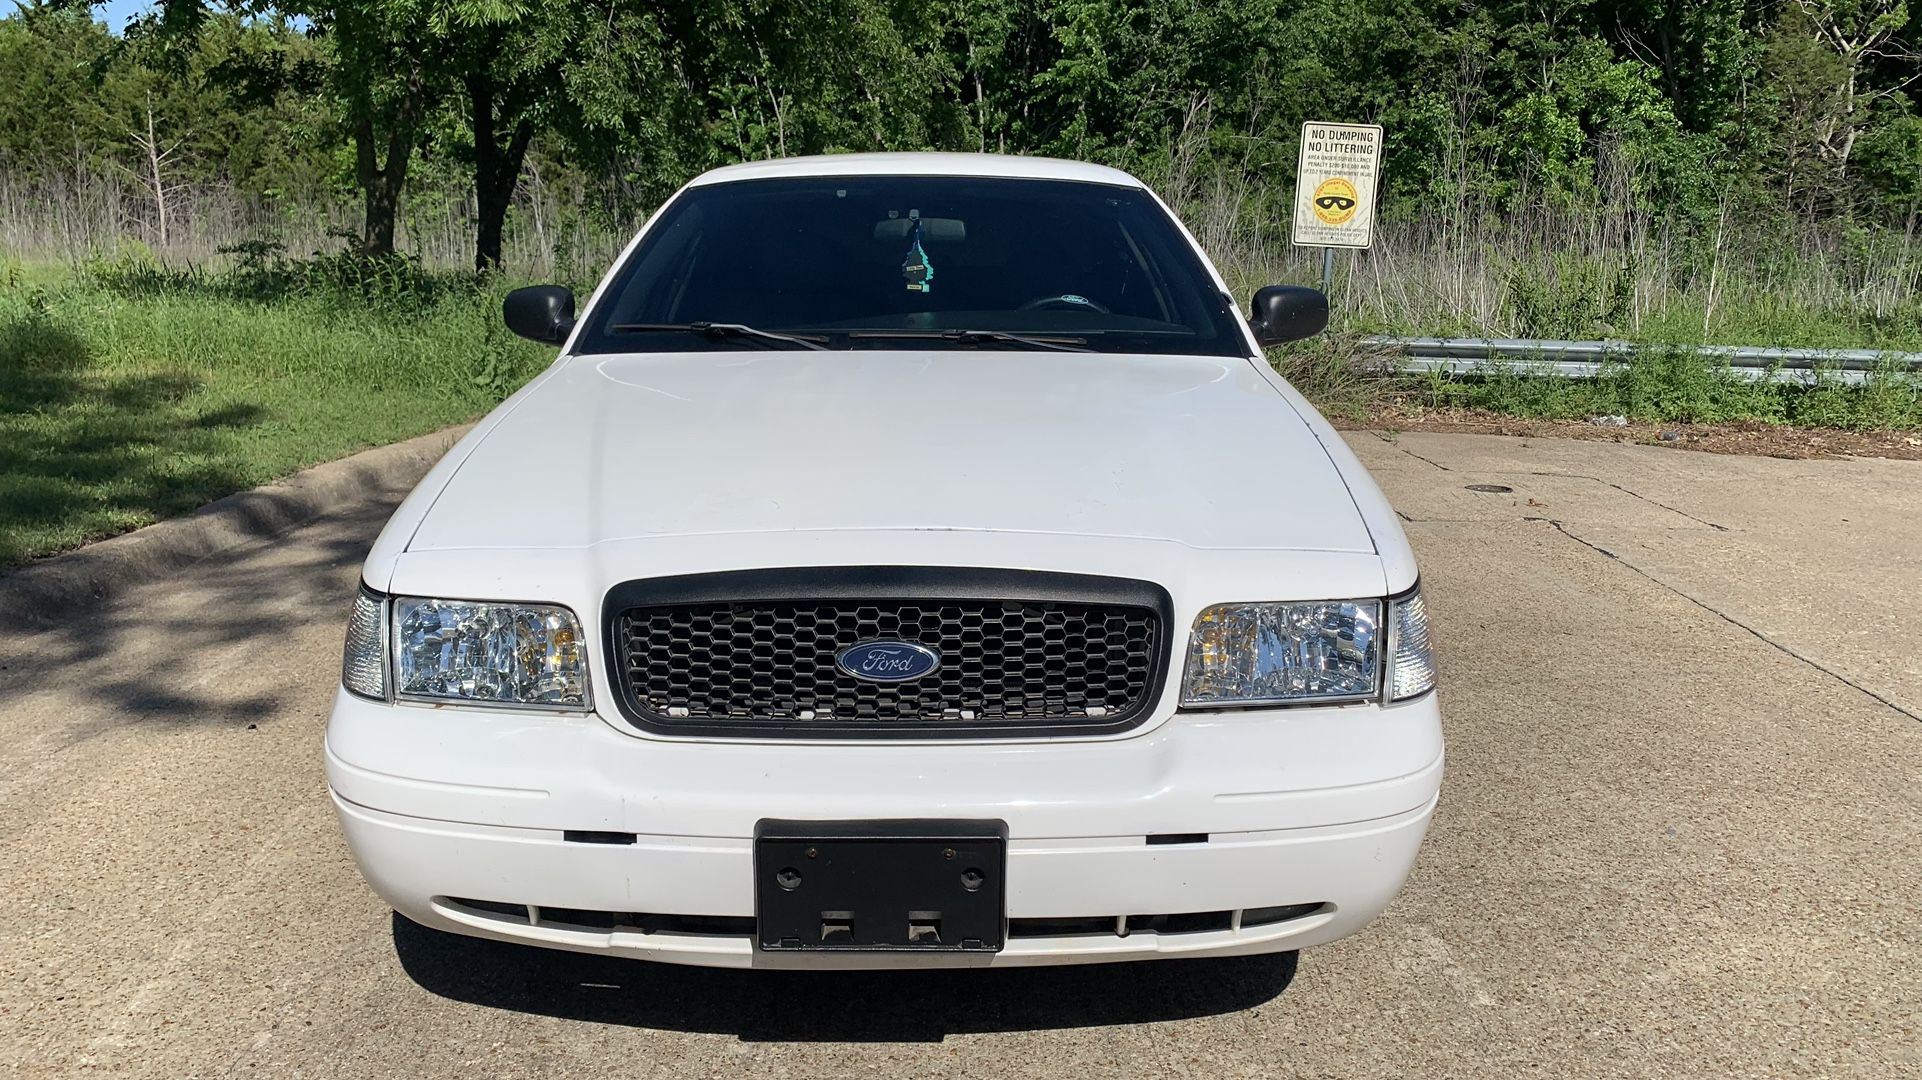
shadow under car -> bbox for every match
[391,913,1299,1042]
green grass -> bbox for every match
[1418,352,1922,428]
[5,244,1919,571]
[1272,332,1922,430]
[1338,287,1922,353]
[0,258,550,568]
[1265,240,1922,352]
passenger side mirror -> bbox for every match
[504,285,576,344]
[1248,285,1329,346]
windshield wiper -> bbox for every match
[609,322,829,351]
[848,329,1092,353]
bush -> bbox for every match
[84,239,471,316]
[1504,254,1638,339]
[1400,348,1922,431]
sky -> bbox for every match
[94,0,153,32]
[83,2,307,34]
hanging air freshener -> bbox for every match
[901,212,933,293]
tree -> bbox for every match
[14,0,1919,272]
[324,1,433,257]
[126,92,186,247]
[1789,0,1918,175]
[436,2,645,273]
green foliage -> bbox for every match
[1853,359,1922,427]
[0,263,548,567]
[1261,332,1386,422]
[1505,256,1639,339]
[17,0,1921,566]
[0,4,332,200]
[1854,94,1922,215]
[4,0,1918,270]
[468,311,527,399]
[1271,330,1922,435]
[1405,351,1922,430]
[83,240,466,315]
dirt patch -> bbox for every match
[1335,406,1922,462]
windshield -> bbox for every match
[572,175,1249,356]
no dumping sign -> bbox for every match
[1292,122,1383,249]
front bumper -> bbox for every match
[326,689,1441,968]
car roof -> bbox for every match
[685,152,1146,189]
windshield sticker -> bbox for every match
[901,215,933,293]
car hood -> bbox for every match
[405,349,1376,554]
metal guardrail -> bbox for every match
[1362,336,1922,386]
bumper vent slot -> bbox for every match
[563,830,637,845]
[444,898,754,937]
[1006,904,1329,939]
[1240,902,1327,928]
[445,898,1329,941]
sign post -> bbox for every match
[1292,121,1384,298]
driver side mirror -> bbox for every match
[504,285,576,344]
[1248,285,1329,346]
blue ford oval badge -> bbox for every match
[836,640,941,683]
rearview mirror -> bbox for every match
[1248,285,1329,346]
[504,285,576,344]
[873,217,967,242]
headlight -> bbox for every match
[1182,600,1381,706]
[388,596,589,709]
[1179,586,1436,707]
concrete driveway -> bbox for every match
[2,431,1917,1078]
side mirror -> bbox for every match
[504,285,576,344]
[1248,285,1329,346]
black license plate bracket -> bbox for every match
[754,819,1007,952]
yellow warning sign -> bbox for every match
[1292,122,1383,249]
[1311,177,1360,225]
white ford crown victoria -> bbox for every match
[328,153,1441,969]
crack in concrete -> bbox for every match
[1399,514,1711,529]
[1365,434,1724,531]
[1525,471,1730,531]
[1530,516,1921,724]
[1370,431,1453,471]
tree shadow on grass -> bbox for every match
[0,305,340,731]
[0,308,265,568]
[391,914,1298,1042]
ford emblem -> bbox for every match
[836,640,941,683]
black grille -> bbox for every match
[603,568,1170,738]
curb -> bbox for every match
[0,425,471,631]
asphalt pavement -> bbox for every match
[2,430,1917,1078]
